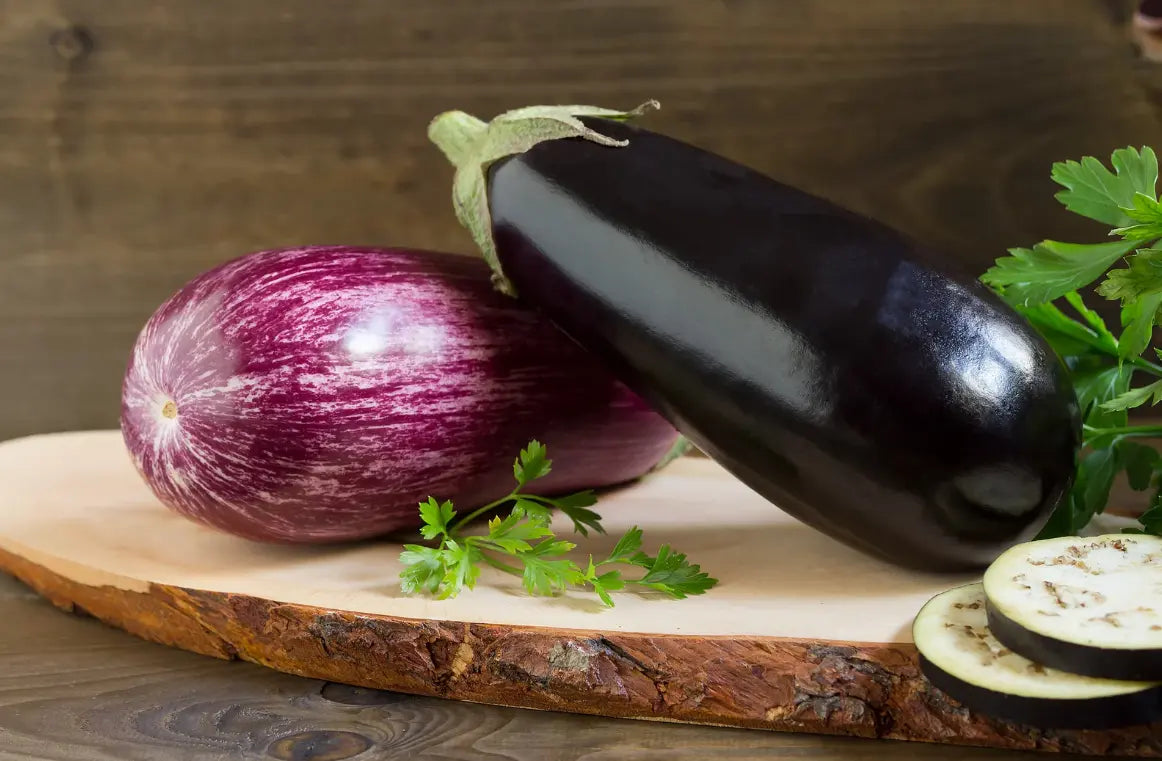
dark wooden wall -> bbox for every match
[1,0,1159,441]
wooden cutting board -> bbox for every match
[0,431,1158,757]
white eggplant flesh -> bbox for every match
[983,534,1162,681]
[913,583,1162,729]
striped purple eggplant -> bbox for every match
[120,246,680,543]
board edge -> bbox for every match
[1,545,1160,756]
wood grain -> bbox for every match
[0,0,1159,441]
[0,574,1100,761]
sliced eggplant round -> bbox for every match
[914,582,1162,729]
[983,534,1162,681]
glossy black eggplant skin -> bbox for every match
[486,118,1080,571]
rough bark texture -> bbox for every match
[1,545,1158,757]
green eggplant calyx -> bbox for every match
[427,100,660,296]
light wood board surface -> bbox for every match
[0,430,972,642]
[0,431,1158,756]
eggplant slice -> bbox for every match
[913,582,1162,729]
[983,534,1162,681]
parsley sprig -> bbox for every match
[398,441,717,606]
[980,146,1162,536]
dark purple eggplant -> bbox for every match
[429,102,1080,571]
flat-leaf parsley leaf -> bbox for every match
[980,145,1162,536]
[399,441,718,606]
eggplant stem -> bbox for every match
[428,110,487,166]
[427,100,661,297]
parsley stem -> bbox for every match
[478,551,523,577]
[1063,334,1162,378]
[1130,357,1162,379]
[1085,424,1162,438]
[511,494,556,505]
[449,492,519,534]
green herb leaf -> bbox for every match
[480,511,553,554]
[550,489,598,509]
[1035,505,1078,540]
[1111,193,1162,240]
[401,441,717,605]
[1118,291,1162,359]
[548,490,603,536]
[1099,379,1162,412]
[1051,146,1158,227]
[1126,192,1162,221]
[418,497,456,540]
[514,440,551,487]
[1041,446,1123,539]
[584,556,626,608]
[981,239,1139,306]
[527,538,576,556]
[559,506,604,537]
[520,539,583,596]
[1097,247,1162,304]
[1072,361,1133,427]
[1064,291,1118,344]
[1000,147,1162,538]
[1076,447,1122,526]
[1135,498,1162,534]
[1012,297,1117,358]
[605,526,644,564]
[437,538,482,599]
[1117,440,1160,491]
[1084,425,1124,453]
[632,544,718,599]
[399,544,448,595]
[511,498,553,527]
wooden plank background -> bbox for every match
[1,3,1161,758]
[0,0,1159,441]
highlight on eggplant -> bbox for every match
[983,534,1162,681]
[913,582,1162,730]
[120,246,682,544]
[427,100,1081,572]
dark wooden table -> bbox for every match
[2,1,1160,758]
[0,573,1098,761]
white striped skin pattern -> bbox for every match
[121,246,679,543]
